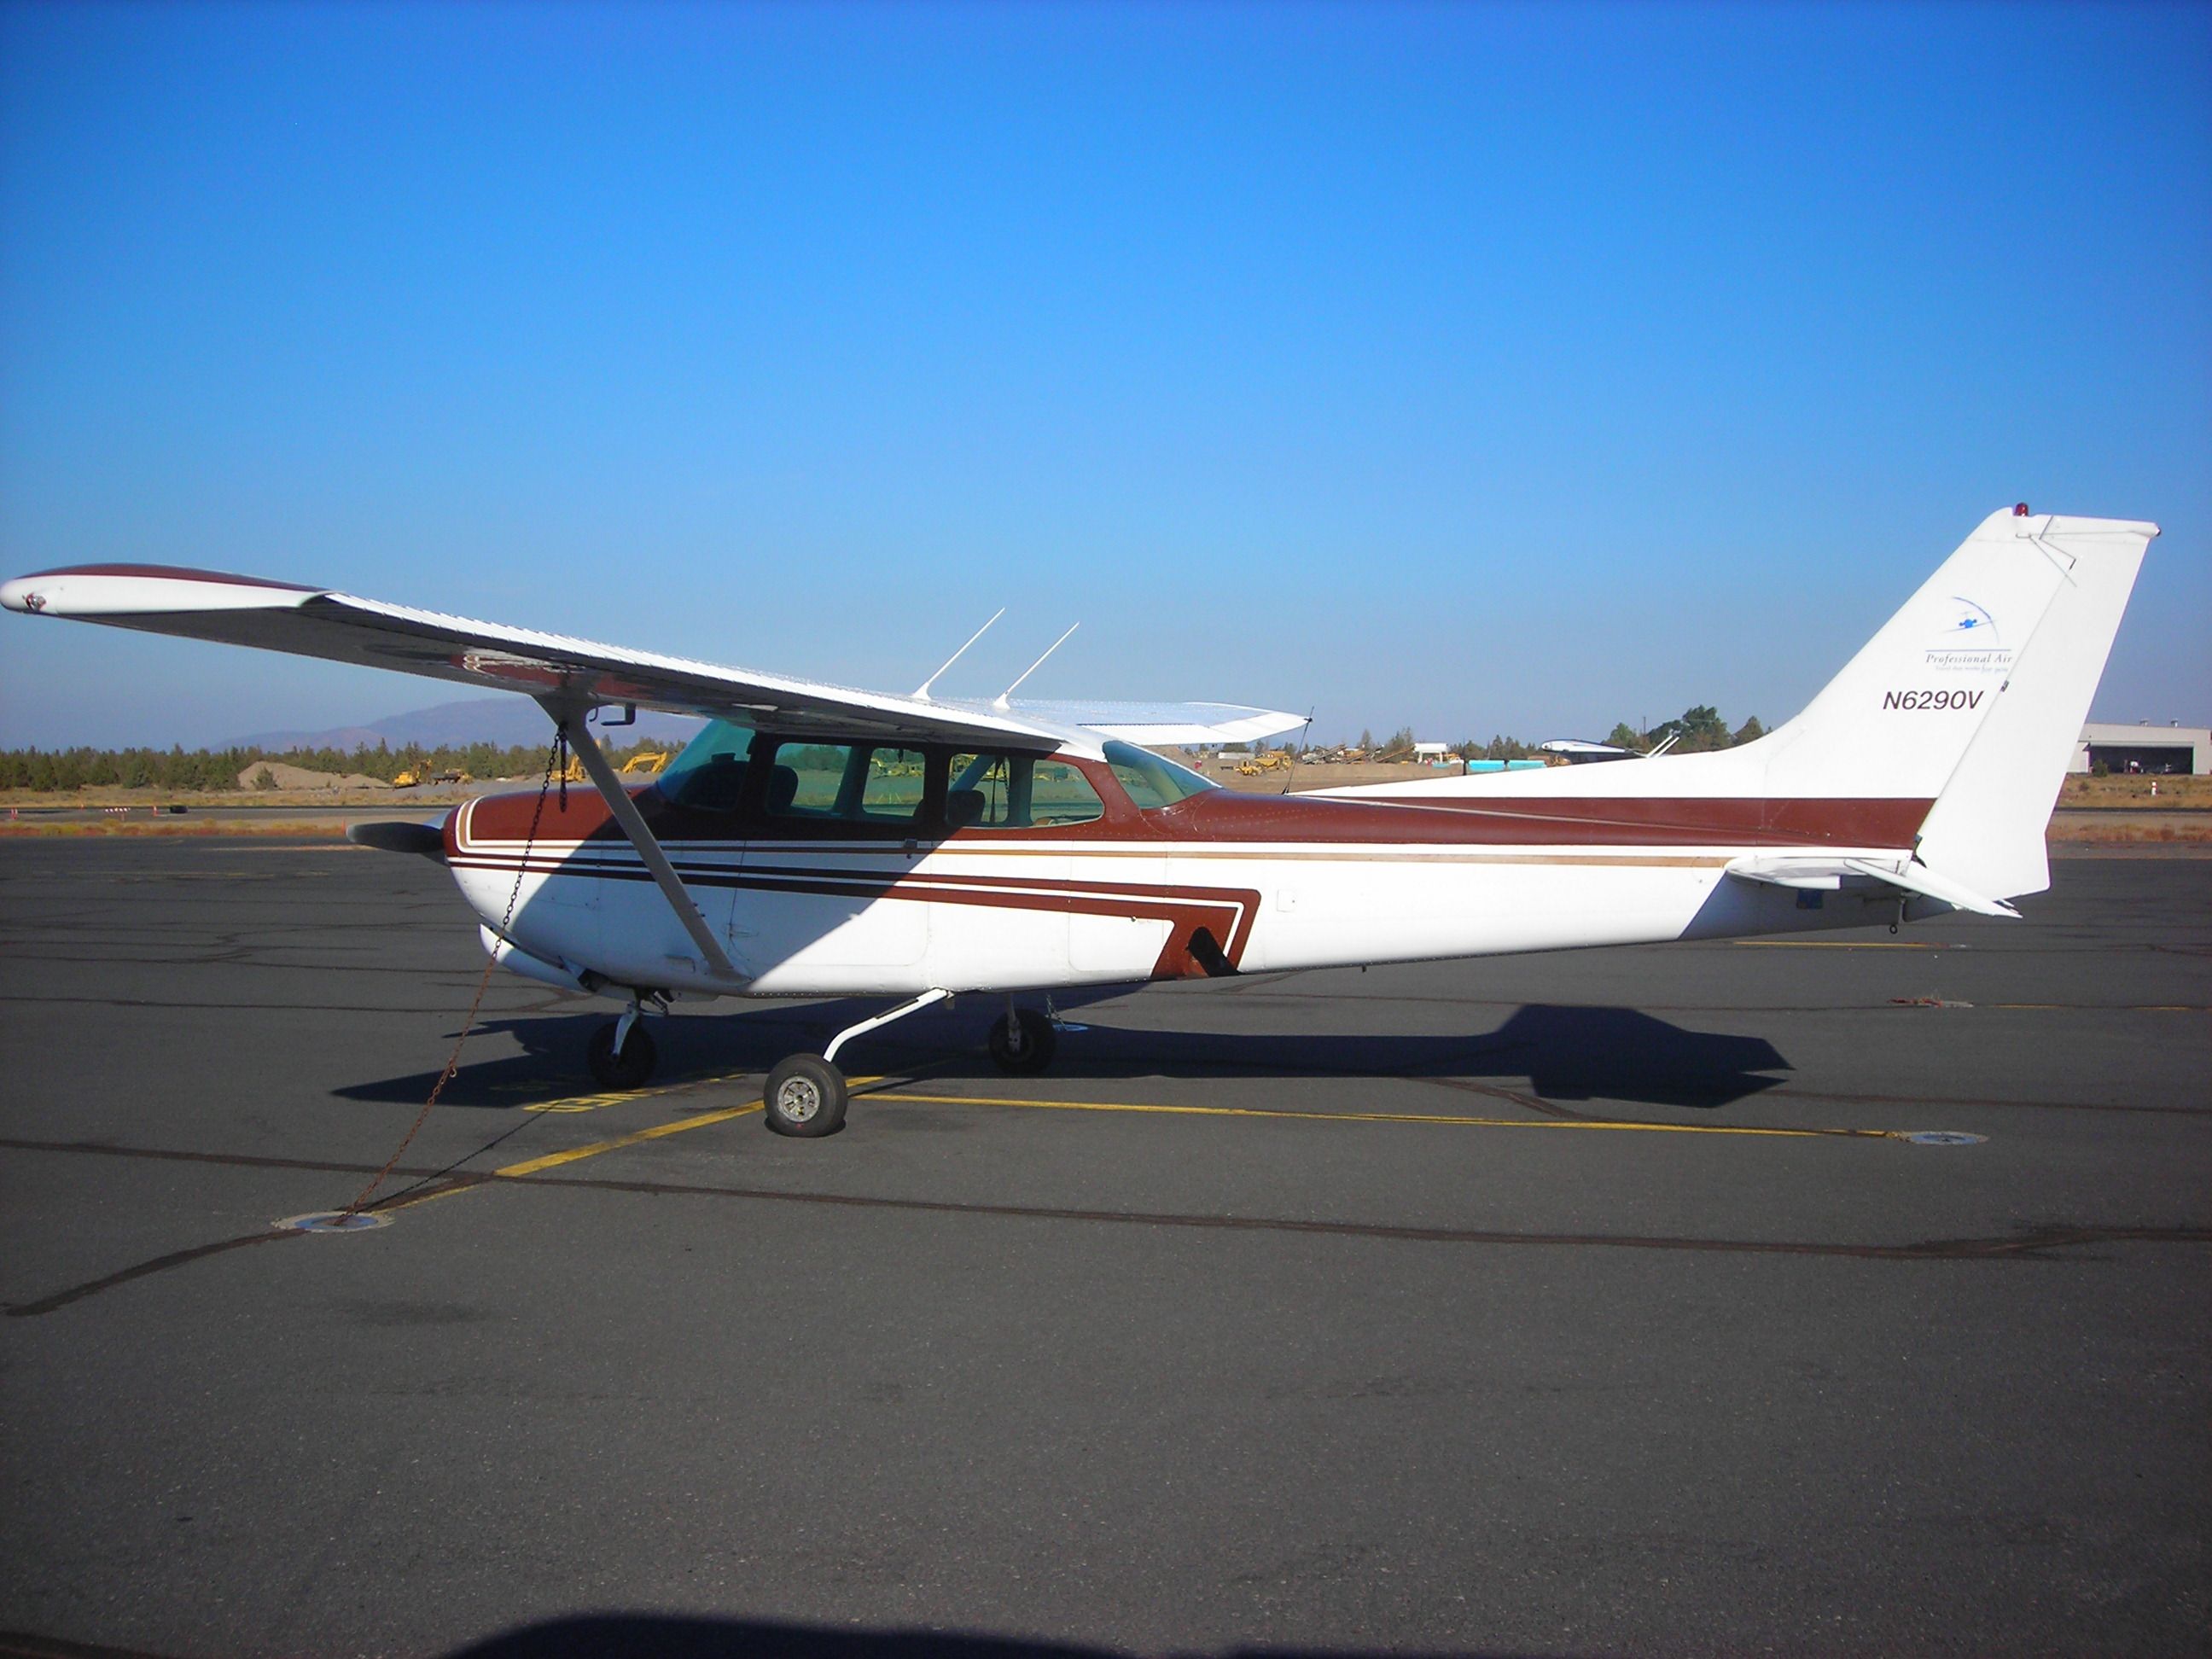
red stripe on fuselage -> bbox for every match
[459,780,1932,852]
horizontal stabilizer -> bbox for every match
[1726,854,2019,918]
[1844,858,2020,919]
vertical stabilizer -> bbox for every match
[1755,509,2096,800]
[1912,515,2154,899]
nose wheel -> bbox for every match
[760,987,951,1138]
[763,1055,849,1137]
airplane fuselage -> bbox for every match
[448,757,1930,1004]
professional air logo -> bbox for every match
[1924,597,2012,676]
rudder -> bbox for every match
[1912,515,2155,899]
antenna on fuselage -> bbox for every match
[913,608,1006,701]
[992,623,1080,711]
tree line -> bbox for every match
[0,734,682,793]
[1604,705,1766,754]
[1307,707,1767,763]
[6,709,1771,792]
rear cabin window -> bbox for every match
[1102,741,1216,811]
[762,741,928,828]
[858,749,930,820]
[947,753,1106,829]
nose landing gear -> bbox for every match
[763,1054,847,1137]
[760,987,952,1138]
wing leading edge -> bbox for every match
[0,564,1304,752]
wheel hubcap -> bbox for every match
[778,1078,819,1122]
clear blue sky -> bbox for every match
[3,0,2205,749]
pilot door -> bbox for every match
[727,740,931,989]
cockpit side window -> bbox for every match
[665,730,1130,833]
[656,720,759,814]
[1102,741,1217,811]
[764,741,849,818]
[947,752,1105,829]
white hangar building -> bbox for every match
[2070,722,2209,776]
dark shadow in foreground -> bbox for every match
[448,1613,1530,1659]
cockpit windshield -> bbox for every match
[656,719,757,813]
[1102,741,1216,811]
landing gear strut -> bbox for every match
[761,988,951,1138]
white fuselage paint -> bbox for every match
[449,811,1914,1003]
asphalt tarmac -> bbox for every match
[1,839,2205,1657]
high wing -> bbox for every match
[0,564,1303,752]
[1000,700,1308,748]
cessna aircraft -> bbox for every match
[3,506,2156,1136]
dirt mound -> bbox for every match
[236,761,389,791]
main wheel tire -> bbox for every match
[585,1021,658,1089]
[763,1055,848,1138]
[987,1007,1057,1075]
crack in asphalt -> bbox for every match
[5,1132,2207,1318]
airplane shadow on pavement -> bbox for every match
[332,994,1791,1116]
[446,1613,1528,1659]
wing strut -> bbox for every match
[541,698,743,984]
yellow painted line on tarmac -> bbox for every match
[515,1062,915,1115]
[369,1071,1886,1224]
[495,1074,885,1176]
[361,1067,813,1213]
[523,1091,649,1115]
[495,1104,764,1175]
[1984,1003,2208,1013]
[519,1066,754,1113]
[866,1089,1897,1140]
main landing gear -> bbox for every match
[759,991,1062,1138]
[987,1002,1057,1075]
[585,999,659,1090]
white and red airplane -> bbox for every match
[3,506,2156,1135]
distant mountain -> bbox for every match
[229,697,705,753]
